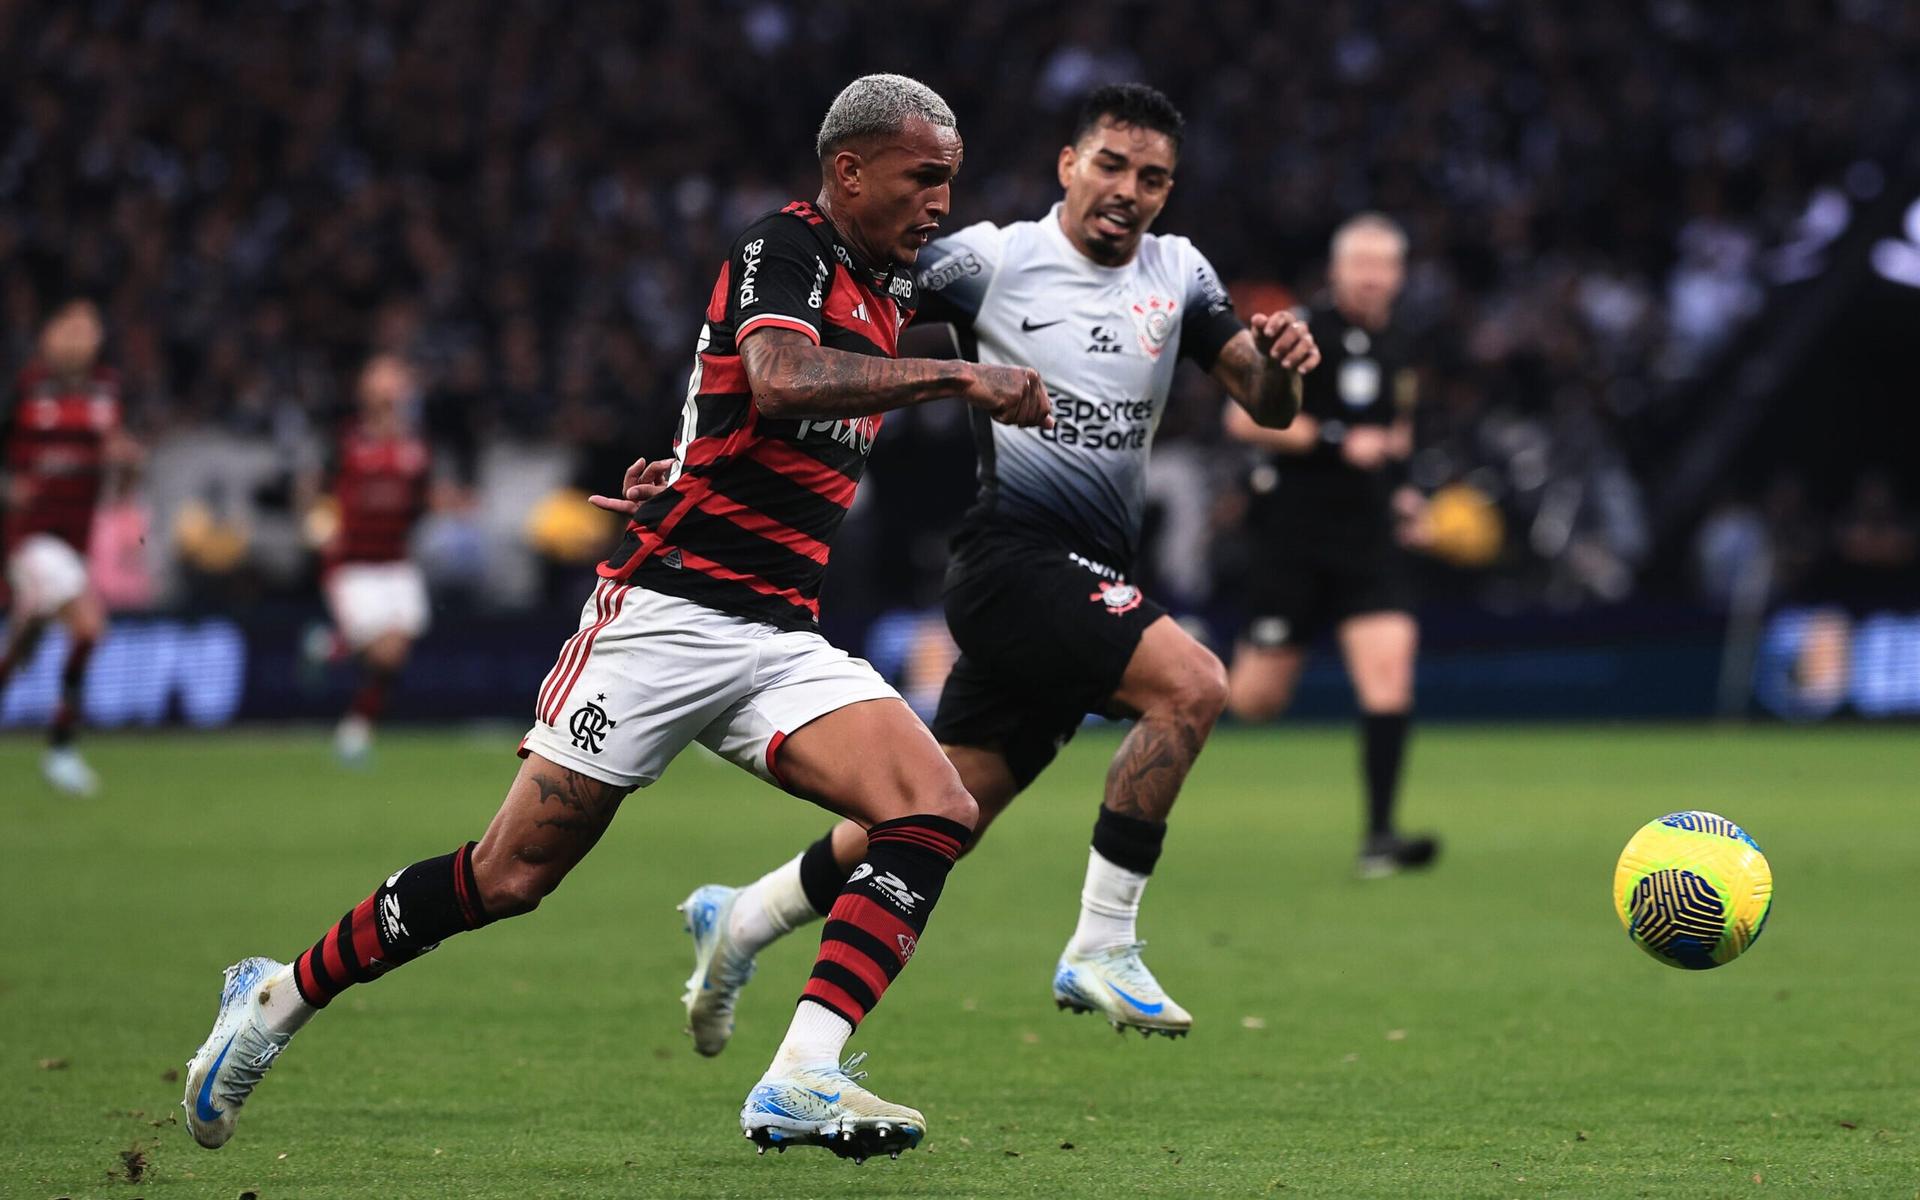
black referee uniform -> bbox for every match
[1241,301,1417,646]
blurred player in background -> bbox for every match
[309,354,440,763]
[1223,213,1438,877]
[182,74,1051,1164]
[670,84,1317,1049]
[0,300,137,796]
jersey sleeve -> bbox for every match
[730,213,833,346]
[1178,244,1243,370]
[913,221,1003,330]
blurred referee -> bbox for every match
[1222,213,1437,878]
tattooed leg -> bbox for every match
[1104,617,1229,823]
[1103,707,1211,822]
[470,753,634,918]
[1052,618,1227,1027]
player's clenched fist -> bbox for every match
[1250,310,1321,374]
[965,363,1054,429]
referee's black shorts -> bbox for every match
[931,534,1166,789]
[1240,528,1413,650]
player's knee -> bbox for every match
[904,774,978,833]
[1165,649,1229,725]
[1226,652,1297,721]
[472,852,566,918]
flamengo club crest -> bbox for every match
[569,694,617,753]
[1090,579,1144,616]
[1129,295,1178,359]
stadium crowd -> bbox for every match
[4,0,1917,615]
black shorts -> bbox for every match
[931,536,1166,789]
[1242,530,1412,648]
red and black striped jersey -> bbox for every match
[330,425,431,565]
[602,201,918,631]
[2,362,121,554]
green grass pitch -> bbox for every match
[4,724,1917,1198]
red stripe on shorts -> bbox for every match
[545,584,629,725]
[537,580,606,723]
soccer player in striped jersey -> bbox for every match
[182,75,1049,1164]
[0,300,136,796]
[672,85,1318,1048]
[313,354,440,763]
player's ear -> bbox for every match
[1056,144,1076,190]
[830,148,864,197]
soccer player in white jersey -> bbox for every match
[667,85,1319,1047]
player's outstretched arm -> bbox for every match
[741,328,1051,428]
[1212,312,1320,430]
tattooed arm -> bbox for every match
[740,328,1052,428]
[1210,312,1321,430]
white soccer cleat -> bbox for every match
[740,1052,925,1162]
[182,957,296,1149]
[333,714,372,766]
[41,746,98,797]
[1053,942,1193,1038]
[678,884,757,1056]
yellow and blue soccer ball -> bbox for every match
[1613,811,1772,970]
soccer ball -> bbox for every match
[1613,811,1773,970]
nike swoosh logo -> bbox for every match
[804,1088,842,1104]
[1104,981,1165,1015]
[1020,318,1065,332]
[195,1034,236,1122]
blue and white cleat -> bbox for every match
[740,1052,925,1162]
[181,957,296,1149]
[1053,942,1193,1038]
[678,884,757,1056]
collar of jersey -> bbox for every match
[819,212,909,299]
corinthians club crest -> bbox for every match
[1129,294,1178,359]
[569,694,617,753]
[1089,579,1144,616]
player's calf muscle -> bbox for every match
[471,758,631,916]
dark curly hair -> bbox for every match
[1070,84,1185,154]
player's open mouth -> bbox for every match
[910,223,939,246]
[1091,209,1134,237]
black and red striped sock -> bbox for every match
[48,634,94,748]
[350,664,397,722]
[292,842,492,1008]
[798,814,971,1028]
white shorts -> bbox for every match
[520,581,901,789]
[325,561,431,650]
[7,534,89,619]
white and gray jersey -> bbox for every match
[915,204,1242,570]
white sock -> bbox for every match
[259,965,317,1036]
[1067,847,1150,956]
[729,854,819,956]
[772,999,853,1070]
